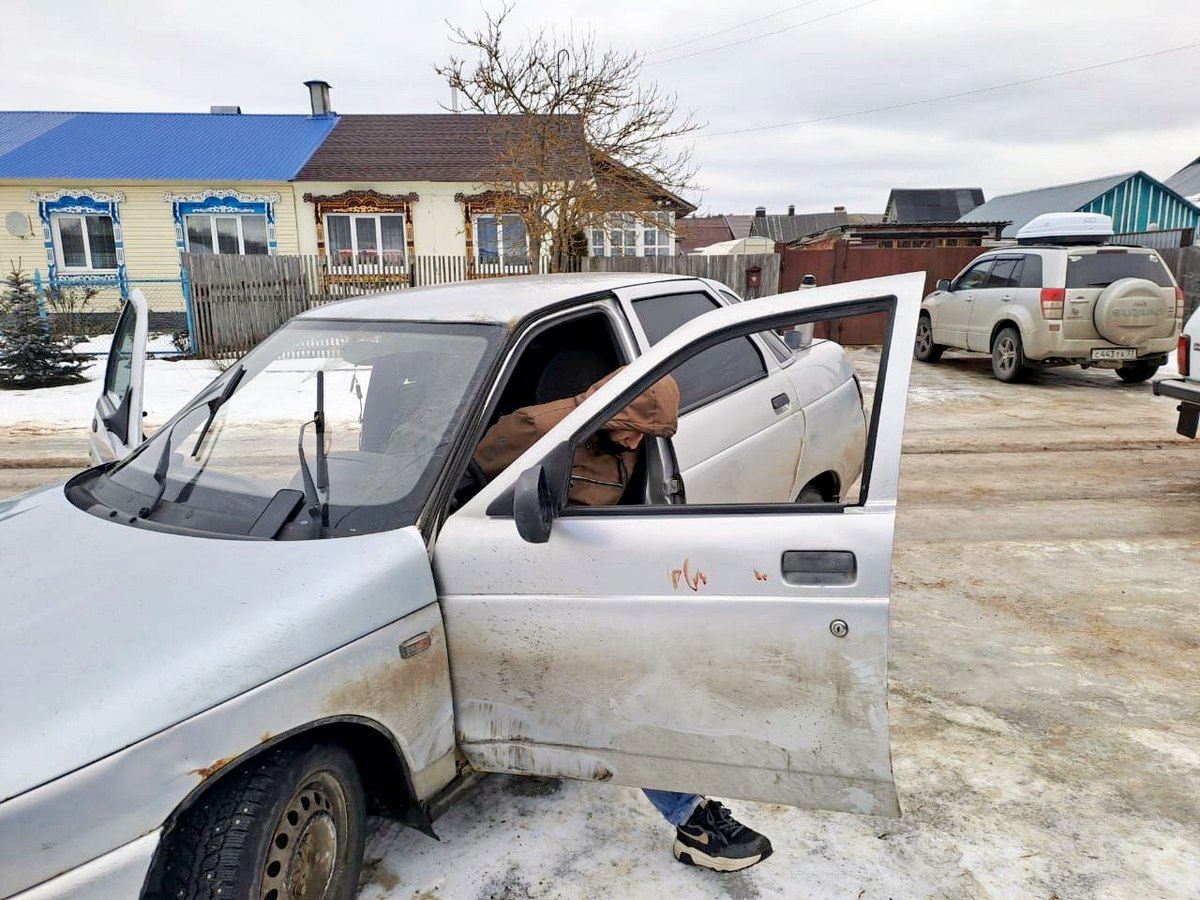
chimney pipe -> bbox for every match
[833,205,846,213]
[787,204,795,216]
[304,80,333,117]
[755,206,767,218]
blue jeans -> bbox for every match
[643,789,703,827]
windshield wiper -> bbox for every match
[295,370,329,535]
[191,364,245,457]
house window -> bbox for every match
[184,214,269,255]
[474,214,528,267]
[52,214,118,270]
[324,214,408,267]
[590,212,673,257]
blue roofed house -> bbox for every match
[0,93,338,330]
[959,171,1200,243]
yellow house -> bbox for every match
[0,107,337,334]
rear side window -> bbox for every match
[1019,254,1043,288]
[1066,251,1174,289]
[985,257,1024,289]
[632,292,767,412]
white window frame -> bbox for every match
[472,213,530,269]
[51,213,118,272]
[589,211,674,258]
[322,213,409,269]
[184,213,270,256]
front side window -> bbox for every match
[475,214,529,267]
[953,260,994,291]
[325,214,407,267]
[75,320,503,539]
[104,299,136,404]
[633,291,767,412]
[52,214,118,270]
[185,214,269,256]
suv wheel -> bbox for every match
[914,314,944,363]
[160,743,366,900]
[1116,361,1160,384]
[991,327,1029,383]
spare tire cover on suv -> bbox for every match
[1093,278,1175,346]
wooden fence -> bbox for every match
[779,244,984,344]
[578,253,781,299]
[183,253,550,357]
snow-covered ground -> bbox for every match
[0,357,223,434]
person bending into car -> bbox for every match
[473,370,774,872]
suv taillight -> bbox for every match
[1040,288,1065,319]
[1180,334,1191,378]
[1176,286,1185,320]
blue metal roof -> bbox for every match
[0,111,339,181]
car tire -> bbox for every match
[991,327,1029,383]
[1115,361,1160,383]
[160,743,366,900]
[797,483,826,503]
[914,314,944,363]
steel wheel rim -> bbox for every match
[916,320,932,355]
[259,771,348,900]
[996,336,1017,374]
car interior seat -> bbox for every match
[533,348,613,404]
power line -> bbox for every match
[699,41,1200,137]
[646,0,883,66]
[647,0,829,56]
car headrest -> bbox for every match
[534,349,612,404]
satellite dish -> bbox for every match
[5,211,30,238]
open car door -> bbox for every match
[434,273,922,817]
[89,289,148,464]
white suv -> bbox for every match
[915,213,1183,383]
[1153,306,1200,437]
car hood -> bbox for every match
[0,484,437,803]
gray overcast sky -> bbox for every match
[5,0,1200,215]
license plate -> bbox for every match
[1091,348,1137,361]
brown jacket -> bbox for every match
[474,371,680,505]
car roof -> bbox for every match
[298,272,698,326]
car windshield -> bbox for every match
[74,319,502,539]
[1065,251,1174,289]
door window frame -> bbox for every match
[484,293,898,520]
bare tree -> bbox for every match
[436,3,702,271]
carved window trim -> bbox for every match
[303,190,419,264]
[453,191,531,264]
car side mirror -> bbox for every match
[513,464,556,544]
[936,279,952,293]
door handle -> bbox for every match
[781,551,856,586]
[771,393,790,411]
[1001,295,1013,301]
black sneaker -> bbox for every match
[673,800,773,872]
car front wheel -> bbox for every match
[914,314,944,363]
[991,327,1029,383]
[160,743,366,900]
[1116,361,1160,383]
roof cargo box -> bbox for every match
[1016,212,1113,245]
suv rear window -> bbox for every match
[1066,251,1174,289]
